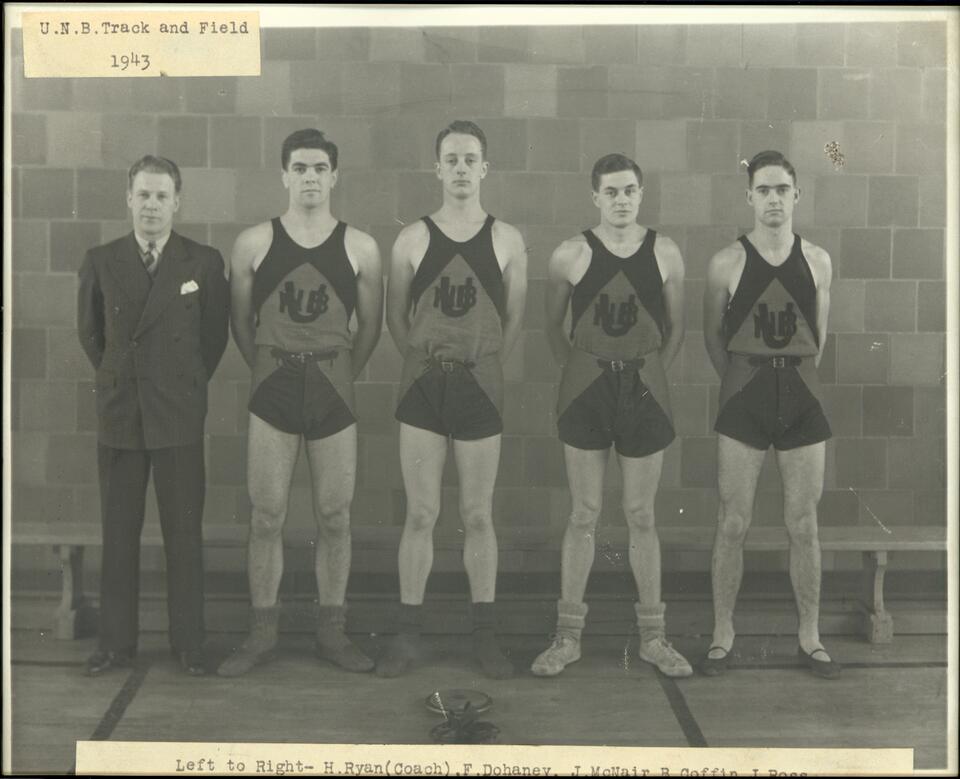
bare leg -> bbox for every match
[776,442,829,658]
[559,445,608,603]
[710,434,766,657]
[453,434,502,602]
[618,450,665,606]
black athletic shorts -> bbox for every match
[714,354,832,451]
[557,349,675,458]
[395,352,503,440]
[248,346,356,440]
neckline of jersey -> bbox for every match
[277,217,341,251]
[588,227,650,260]
[425,214,492,245]
[742,233,799,270]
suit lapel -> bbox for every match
[135,232,194,338]
[106,233,152,307]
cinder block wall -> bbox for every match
[10,23,947,577]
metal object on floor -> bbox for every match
[425,688,492,716]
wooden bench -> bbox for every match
[12,522,946,644]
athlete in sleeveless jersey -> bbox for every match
[395,213,505,440]
[533,154,692,679]
[219,129,383,678]
[703,151,838,680]
[380,121,527,680]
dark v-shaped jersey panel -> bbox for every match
[569,229,666,360]
[723,234,820,356]
[252,218,358,352]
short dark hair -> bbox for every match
[128,155,181,193]
[281,128,338,171]
[747,150,797,186]
[591,153,643,192]
[435,120,487,160]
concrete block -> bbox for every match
[76,169,128,220]
[863,386,914,437]
[12,113,46,164]
[48,326,91,378]
[888,437,945,492]
[829,279,865,332]
[46,433,98,484]
[685,226,738,280]
[263,27,316,60]
[868,175,918,227]
[393,171,438,225]
[12,328,47,380]
[504,65,557,118]
[864,281,917,332]
[918,175,945,228]
[680,337,718,384]
[317,28,369,61]
[711,173,753,227]
[655,489,706,528]
[660,174,712,226]
[449,64,505,117]
[233,168,287,224]
[819,384,862,437]
[814,175,867,226]
[685,25,741,66]
[12,220,48,272]
[12,432,49,485]
[207,435,246,486]
[818,333,837,385]
[319,117,374,171]
[890,333,944,386]
[922,69,947,123]
[423,27,478,64]
[370,28,426,62]
[789,121,846,178]
[897,21,947,67]
[205,381,239,435]
[818,490,860,527]
[819,69,871,120]
[636,172,661,226]
[524,436,566,487]
[503,382,557,437]
[767,69,818,121]
[100,114,157,170]
[833,437,886,489]
[12,484,78,525]
[22,168,75,219]
[14,275,76,328]
[237,61,294,117]
[179,169,236,223]
[529,27,585,64]
[855,489,914,528]
[585,26,636,64]
[76,380,97,433]
[131,77,188,112]
[634,120,687,173]
[50,221,101,273]
[634,25,685,65]
[209,116,262,170]
[20,381,76,432]
[186,77,237,114]
[21,76,72,110]
[342,63,402,116]
[523,330,560,382]
[607,66,661,120]
[399,64,454,118]
[892,228,944,280]
[838,228,891,279]
[286,61,342,116]
[670,384,708,436]
[500,173,555,225]
[917,282,945,332]
[836,333,888,385]
[371,116,433,171]
[465,118,524,172]
[895,124,945,176]
[796,24,845,66]
[528,119,580,172]
[550,172,594,226]
[478,27,529,63]
[868,68,921,120]
[742,24,799,66]
[523,278,546,330]
[841,121,895,174]
[914,386,946,438]
[523,223,581,278]
[715,68,768,120]
[663,67,715,120]
[845,22,899,66]
[158,116,209,169]
[71,77,135,112]
[354,383,396,435]
[558,66,607,117]
[680,437,717,488]
[914,490,946,526]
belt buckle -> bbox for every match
[439,359,456,373]
[610,359,626,373]
[771,356,786,368]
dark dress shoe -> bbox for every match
[177,649,208,676]
[85,649,134,676]
[798,646,841,680]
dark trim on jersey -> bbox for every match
[410,214,505,318]
[251,218,357,321]
[570,228,665,335]
[723,234,819,347]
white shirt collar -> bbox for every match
[134,232,171,255]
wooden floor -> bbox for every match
[8,627,951,774]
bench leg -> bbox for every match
[860,550,894,644]
[53,545,98,640]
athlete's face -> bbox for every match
[436,133,487,200]
[127,171,179,240]
[747,165,799,228]
[593,170,642,229]
[283,148,337,209]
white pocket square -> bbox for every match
[181,280,199,295]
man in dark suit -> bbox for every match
[77,155,230,676]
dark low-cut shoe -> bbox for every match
[798,646,841,680]
[176,649,208,676]
[85,649,135,676]
[699,646,731,677]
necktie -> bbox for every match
[142,241,160,279]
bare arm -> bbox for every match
[703,248,736,379]
[655,235,685,370]
[385,223,423,355]
[807,243,833,368]
[497,223,528,362]
[229,224,270,369]
[544,239,582,367]
[346,228,384,379]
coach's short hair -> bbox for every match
[435,120,487,159]
[747,150,797,186]
[281,128,339,171]
[591,153,643,192]
[128,155,182,193]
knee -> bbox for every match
[784,510,819,546]
[315,497,351,537]
[460,501,493,534]
[623,500,656,533]
[250,497,286,540]
[716,505,750,545]
[405,500,440,534]
[568,497,602,533]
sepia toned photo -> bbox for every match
[4,5,956,776]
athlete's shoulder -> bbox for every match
[651,230,684,281]
[343,224,379,256]
[549,234,590,278]
[234,220,274,253]
[491,217,523,245]
[392,219,430,260]
[706,240,746,283]
[799,236,832,287]
[651,230,682,259]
